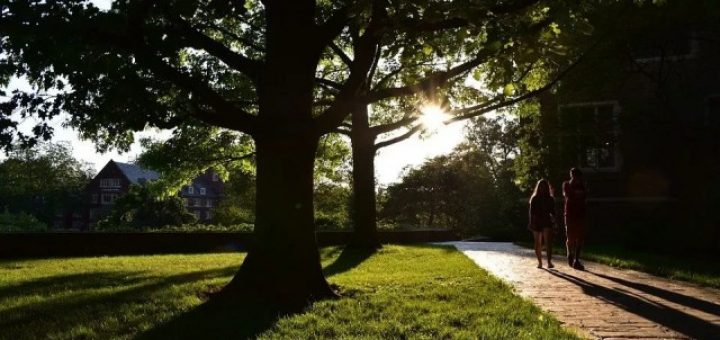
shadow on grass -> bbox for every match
[323,246,377,277]
[0,266,238,336]
[546,269,720,339]
[143,246,386,339]
[136,297,307,340]
[0,271,148,301]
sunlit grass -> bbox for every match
[1,246,578,339]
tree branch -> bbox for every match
[365,49,495,103]
[375,124,423,149]
[314,1,387,135]
[369,114,417,136]
[316,6,350,51]
[329,41,353,66]
[173,18,262,83]
[447,52,589,123]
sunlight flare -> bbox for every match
[419,105,449,131]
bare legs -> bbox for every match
[533,229,554,268]
[544,228,554,268]
[566,238,585,270]
[533,231,543,268]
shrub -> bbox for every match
[0,210,47,232]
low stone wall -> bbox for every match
[0,230,458,258]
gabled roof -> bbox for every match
[114,161,160,185]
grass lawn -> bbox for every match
[518,241,720,289]
[0,245,578,340]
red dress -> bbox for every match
[563,180,587,240]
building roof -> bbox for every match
[114,161,160,185]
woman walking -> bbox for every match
[563,168,588,270]
[528,179,556,269]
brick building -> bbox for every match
[537,4,720,251]
[84,160,224,228]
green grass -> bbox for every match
[0,245,578,339]
[517,241,720,289]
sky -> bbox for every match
[1,0,468,186]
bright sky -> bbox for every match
[1,0,468,185]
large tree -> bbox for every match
[2,0,599,303]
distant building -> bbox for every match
[83,160,224,228]
[180,170,225,222]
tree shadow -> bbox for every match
[136,297,306,340]
[0,266,238,336]
[546,270,720,339]
[589,271,720,317]
[0,271,148,301]
[142,246,383,339]
[322,246,377,277]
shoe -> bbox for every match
[567,256,574,267]
[573,260,585,271]
[548,262,555,269]
[537,263,543,269]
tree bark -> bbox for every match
[350,105,381,248]
[222,134,336,304]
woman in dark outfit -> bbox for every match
[528,179,556,268]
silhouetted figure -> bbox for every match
[563,168,587,270]
[528,179,556,269]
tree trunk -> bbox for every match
[350,105,381,248]
[222,134,335,305]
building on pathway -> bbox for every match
[82,160,224,228]
[535,3,719,251]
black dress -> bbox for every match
[528,196,555,232]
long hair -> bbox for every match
[530,179,553,203]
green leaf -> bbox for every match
[422,44,434,55]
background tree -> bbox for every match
[0,142,92,227]
[380,115,521,237]
[2,0,604,303]
[96,185,197,230]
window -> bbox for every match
[91,194,98,204]
[205,199,212,208]
[99,178,121,188]
[183,198,189,207]
[187,186,194,195]
[190,198,197,207]
[204,211,211,220]
[200,187,206,195]
[212,173,219,182]
[559,102,620,170]
[100,193,119,205]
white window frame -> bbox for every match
[558,100,622,172]
[200,187,206,195]
[100,193,118,205]
[212,173,219,182]
[187,186,194,195]
[205,199,211,208]
[99,178,121,188]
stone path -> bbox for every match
[450,242,720,340]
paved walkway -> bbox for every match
[450,242,720,340]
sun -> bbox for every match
[419,105,449,131]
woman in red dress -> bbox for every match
[528,179,556,269]
[563,168,587,270]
